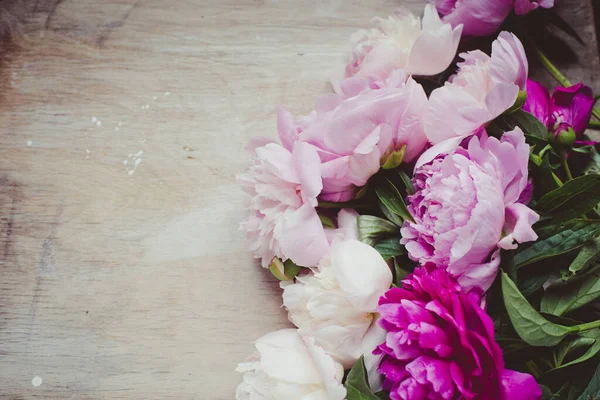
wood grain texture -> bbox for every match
[0,0,597,399]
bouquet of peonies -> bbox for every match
[235,1,600,399]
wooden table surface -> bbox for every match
[0,0,598,398]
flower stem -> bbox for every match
[534,44,600,121]
[534,46,571,87]
[560,152,574,181]
[318,201,369,209]
[552,172,564,187]
[538,144,552,159]
[589,121,600,130]
[572,319,600,333]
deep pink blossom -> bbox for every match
[375,267,541,400]
[402,128,539,291]
[514,0,555,16]
[523,79,594,141]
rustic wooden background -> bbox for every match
[0,0,598,398]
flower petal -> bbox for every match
[331,239,393,312]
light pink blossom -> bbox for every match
[279,70,428,202]
[331,4,462,93]
[401,128,539,292]
[424,32,528,145]
[433,0,513,37]
[238,141,329,268]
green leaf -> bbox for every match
[358,215,398,247]
[540,384,553,400]
[575,361,600,400]
[393,257,412,286]
[584,147,600,175]
[502,272,572,346]
[519,272,555,298]
[378,202,403,227]
[503,90,528,115]
[515,220,600,268]
[530,154,562,198]
[541,273,600,316]
[570,238,600,275]
[345,356,379,400]
[397,170,415,195]
[555,336,597,368]
[490,110,549,143]
[555,337,600,370]
[535,175,600,221]
[375,179,413,222]
[373,237,406,261]
[269,258,302,281]
[375,392,390,400]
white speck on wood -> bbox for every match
[124,151,144,175]
[91,116,97,123]
[96,120,102,127]
[26,140,32,147]
[32,376,43,387]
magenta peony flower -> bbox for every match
[433,0,513,37]
[424,32,528,145]
[514,0,555,16]
[238,141,329,268]
[401,128,539,291]
[279,70,428,202]
[331,4,462,94]
[523,79,594,144]
[375,267,541,400]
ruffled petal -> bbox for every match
[501,369,542,400]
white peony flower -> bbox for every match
[331,4,463,94]
[281,239,393,391]
[235,329,346,400]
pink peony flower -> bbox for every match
[236,329,346,400]
[279,70,429,202]
[238,141,329,268]
[424,32,528,145]
[401,128,539,292]
[331,4,462,94]
[523,79,594,143]
[375,267,542,400]
[433,0,513,37]
[514,0,555,16]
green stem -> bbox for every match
[538,144,552,159]
[589,121,600,130]
[534,45,571,87]
[552,172,564,187]
[318,201,369,209]
[561,152,574,181]
[572,319,600,333]
[534,44,600,121]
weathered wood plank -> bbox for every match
[0,0,597,399]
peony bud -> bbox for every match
[551,125,576,149]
